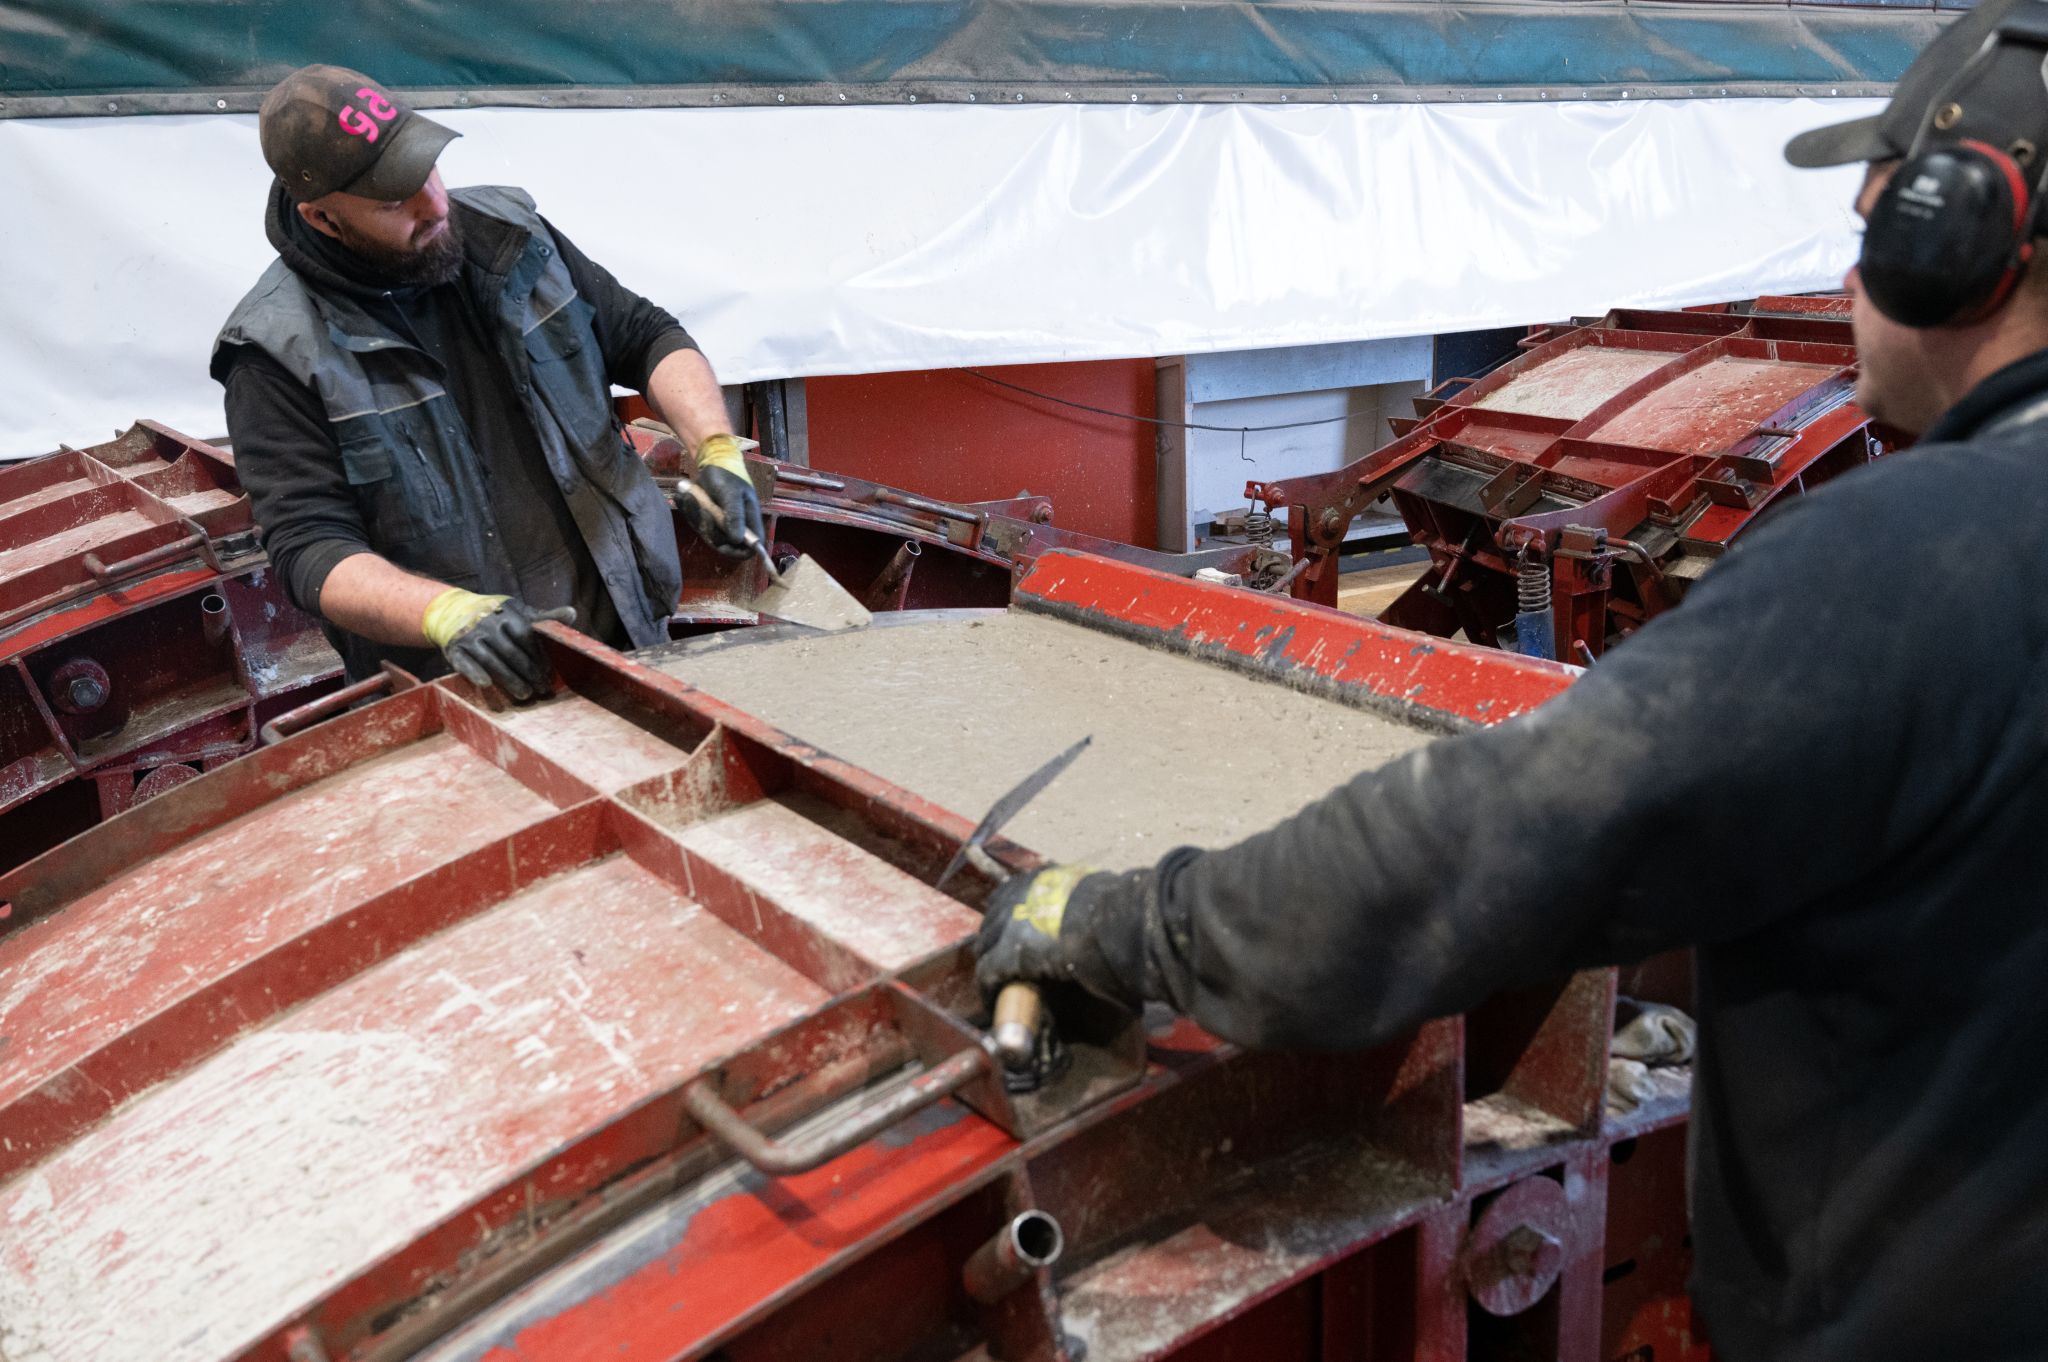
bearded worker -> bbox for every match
[212,65,759,698]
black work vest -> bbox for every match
[212,186,681,678]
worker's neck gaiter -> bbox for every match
[266,180,430,301]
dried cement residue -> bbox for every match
[669,798,982,970]
[485,693,695,792]
[1472,347,1673,420]
[646,612,1435,870]
[1462,1091,1579,1153]
[0,854,826,1362]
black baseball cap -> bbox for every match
[260,64,459,202]
[1786,0,2028,167]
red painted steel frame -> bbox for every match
[0,420,1258,873]
[0,422,344,871]
[0,554,1698,1362]
[1250,305,1885,661]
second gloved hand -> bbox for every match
[421,588,576,702]
[973,863,1146,1011]
[674,434,766,558]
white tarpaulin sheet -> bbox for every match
[0,98,1874,458]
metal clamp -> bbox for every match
[258,673,395,745]
[684,1048,990,1177]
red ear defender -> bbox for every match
[1861,139,2038,327]
[1957,138,2035,321]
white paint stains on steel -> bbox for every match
[0,509,158,580]
[653,612,1431,870]
[1462,1091,1578,1154]
[483,693,695,793]
[1589,355,1833,454]
[1057,1148,1441,1360]
[0,474,96,519]
[161,486,241,516]
[0,853,827,1362]
[1472,347,1675,421]
[0,736,556,1108]
[670,799,983,970]
[0,1029,457,1362]
[241,629,341,697]
[615,735,732,831]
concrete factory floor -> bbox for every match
[643,609,1434,870]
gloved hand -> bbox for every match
[973,864,1145,1011]
[421,588,575,702]
[674,434,766,558]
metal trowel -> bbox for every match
[675,475,872,632]
[936,735,1093,1088]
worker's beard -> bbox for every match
[332,214,466,288]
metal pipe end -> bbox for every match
[1007,1210,1064,1269]
[963,1210,1065,1303]
[201,592,230,645]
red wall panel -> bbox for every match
[803,360,1159,548]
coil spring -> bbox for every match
[1515,555,1552,614]
[1243,508,1276,548]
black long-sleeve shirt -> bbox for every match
[219,194,696,630]
[1093,351,2048,1361]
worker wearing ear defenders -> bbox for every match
[984,4,2048,1357]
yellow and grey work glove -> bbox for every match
[421,588,576,702]
[673,434,766,559]
[973,864,1145,1012]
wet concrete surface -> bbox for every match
[641,610,1435,871]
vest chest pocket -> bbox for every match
[338,421,457,547]
[523,296,614,447]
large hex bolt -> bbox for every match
[1462,1176,1570,1317]
[49,657,112,716]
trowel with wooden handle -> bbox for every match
[674,475,873,632]
[935,735,1093,1087]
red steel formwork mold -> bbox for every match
[0,552,1700,1362]
[0,423,1263,874]
[1249,304,1888,662]
[626,423,1269,628]
[0,423,344,869]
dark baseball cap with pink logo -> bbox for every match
[259,64,459,203]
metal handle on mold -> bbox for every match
[684,1048,990,1177]
[82,531,206,583]
[259,673,394,745]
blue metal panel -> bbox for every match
[1187,338,1433,405]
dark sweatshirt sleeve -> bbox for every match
[542,215,700,393]
[1092,477,1986,1052]
[221,347,371,614]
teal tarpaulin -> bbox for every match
[0,0,1964,115]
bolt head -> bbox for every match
[67,676,107,711]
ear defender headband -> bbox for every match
[1862,12,2048,328]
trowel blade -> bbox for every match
[742,554,873,632]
